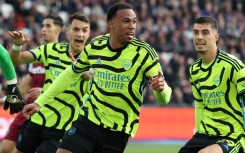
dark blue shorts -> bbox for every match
[59,115,130,153]
[178,133,243,153]
[16,120,65,153]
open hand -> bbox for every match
[8,31,29,46]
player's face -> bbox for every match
[66,19,90,53]
[192,23,219,53]
[110,9,136,46]
[41,19,60,43]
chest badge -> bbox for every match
[213,76,220,86]
[122,59,132,70]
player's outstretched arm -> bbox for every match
[148,71,172,105]
[69,53,94,81]
[34,66,81,108]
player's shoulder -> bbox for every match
[219,50,245,70]
[38,42,68,48]
[131,38,152,48]
[219,50,239,61]
[90,34,109,43]
[131,38,157,58]
[189,58,202,71]
[191,58,202,66]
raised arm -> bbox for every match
[8,31,35,65]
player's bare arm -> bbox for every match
[8,31,34,65]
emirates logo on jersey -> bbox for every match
[122,59,132,71]
[213,76,220,86]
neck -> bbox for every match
[109,35,124,49]
[45,38,58,43]
[201,47,218,65]
[69,46,83,56]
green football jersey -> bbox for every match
[190,50,245,144]
[74,34,163,137]
[30,43,89,130]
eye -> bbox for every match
[123,20,130,23]
[193,30,198,35]
[202,30,210,35]
[82,28,89,33]
[73,27,79,32]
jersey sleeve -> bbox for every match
[72,47,91,73]
[152,81,172,105]
[0,44,17,82]
[29,43,52,64]
[189,68,204,130]
[236,67,245,95]
[35,66,81,107]
[29,47,42,62]
[195,101,204,131]
[241,137,245,152]
[143,47,162,78]
[141,46,172,104]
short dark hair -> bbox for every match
[107,2,133,22]
[193,16,218,31]
[68,12,90,26]
[43,15,64,28]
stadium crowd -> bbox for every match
[0,0,244,107]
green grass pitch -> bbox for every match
[124,143,182,153]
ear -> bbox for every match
[66,27,69,38]
[55,27,62,35]
[108,20,114,29]
[215,32,219,41]
[57,27,62,34]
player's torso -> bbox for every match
[192,52,244,138]
[193,62,234,108]
[81,36,160,137]
[40,43,74,92]
[30,43,88,130]
[88,39,147,111]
